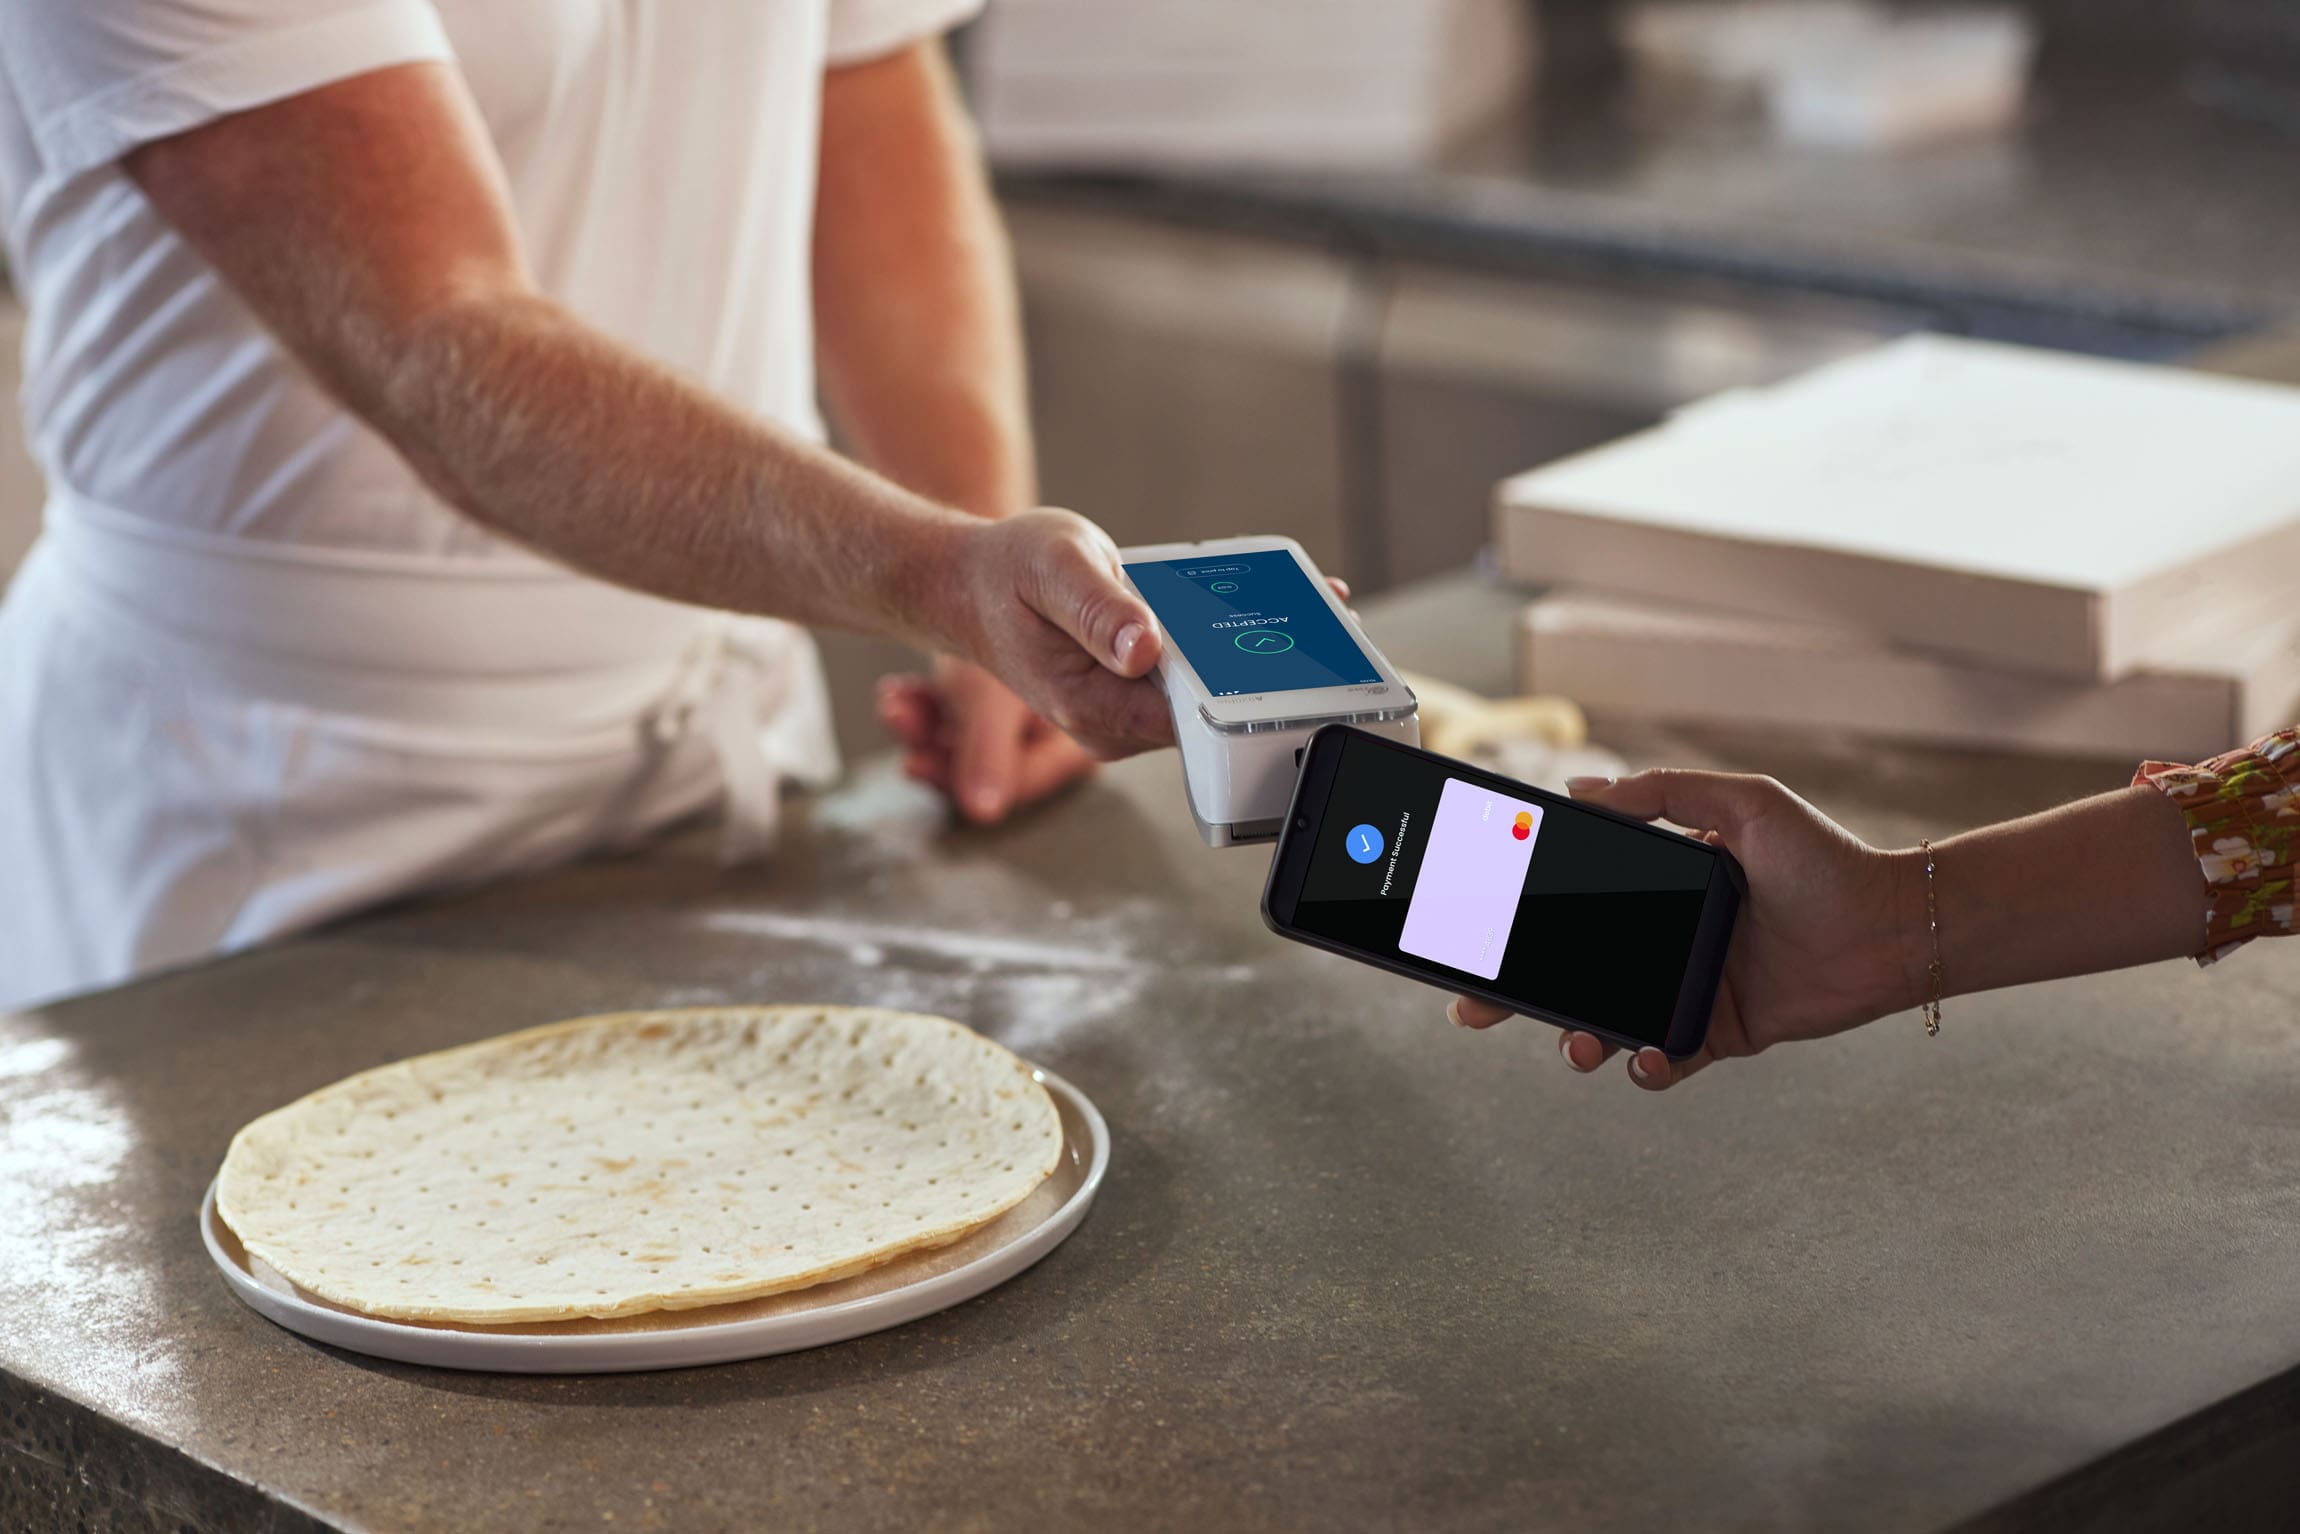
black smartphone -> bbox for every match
[1262,726,1745,1060]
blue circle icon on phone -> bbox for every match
[1345,823,1384,864]
[1233,628,1294,655]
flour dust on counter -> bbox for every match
[704,908,1157,974]
[0,1020,173,1411]
[695,896,1260,1060]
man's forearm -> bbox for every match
[367,290,976,646]
[813,41,1033,520]
[126,62,983,650]
[121,61,1172,756]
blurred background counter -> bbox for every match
[986,44,2300,607]
[8,1,2300,761]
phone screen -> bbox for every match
[1285,730,1719,1047]
[1124,549,1379,699]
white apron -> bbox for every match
[0,487,838,1011]
[0,0,982,1010]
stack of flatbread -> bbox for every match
[215,1006,1063,1325]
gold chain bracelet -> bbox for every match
[1920,838,1943,1037]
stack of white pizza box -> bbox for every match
[965,0,1536,171]
[1497,334,2300,760]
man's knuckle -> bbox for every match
[1072,589,1128,642]
[1056,533,1105,581]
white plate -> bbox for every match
[201,1067,1108,1374]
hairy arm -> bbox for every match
[125,62,1169,753]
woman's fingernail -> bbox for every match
[1447,999,1470,1029]
[1113,623,1148,666]
[1565,776,1614,795]
[1629,1051,1656,1082]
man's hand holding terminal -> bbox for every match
[881,510,1167,822]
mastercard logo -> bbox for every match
[1511,811,1533,841]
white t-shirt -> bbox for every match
[0,0,981,556]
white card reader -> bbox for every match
[1119,536,1419,846]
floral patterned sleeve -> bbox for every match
[2134,727,2300,964]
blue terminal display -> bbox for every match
[1124,549,1381,699]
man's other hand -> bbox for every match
[877,656,1099,823]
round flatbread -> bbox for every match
[215,1006,1064,1324]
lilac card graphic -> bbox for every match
[1398,778,1543,980]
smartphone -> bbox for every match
[1262,726,1745,1059]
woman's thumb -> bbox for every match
[1567,768,1763,836]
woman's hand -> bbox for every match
[1452,771,1925,1090]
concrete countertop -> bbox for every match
[1001,62,2300,355]
[11,579,2300,1531]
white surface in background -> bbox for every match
[969,0,1537,171]
[1519,588,2300,760]
[1620,1,2036,149]
[1509,335,2300,590]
